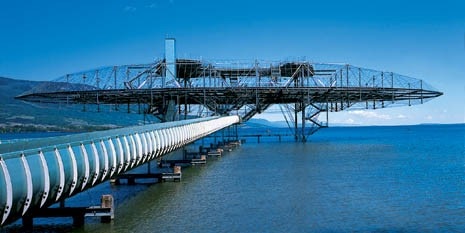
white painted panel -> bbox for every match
[79,144,90,191]
[144,133,149,156]
[38,151,50,207]
[54,148,65,201]
[0,158,12,225]
[18,154,33,216]
[141,132,147,162]
[140,132,149,162]
[154,131,162,158]
[182,125,188,143]
[186,125,191,141]
[174,127,181,149]
[134,133,143,166]
[99,140,109,182]
[160,130,167,156]
[158,130,166,155]
[174,127,180,149]
[115,137,125,174]
[188,124,193,142]
[192,124,198,139]
[108,138,117,178]
[160,129,168,154]
[122,136,131,171]
[145,132,153,161]
[128,135,137,168]
[183,125,188,142]
[170,128,177,151]
[145,132,151,160]
[90,142,100,186]
[150,131,158,159]
[166,128,173,153]
[187,124,193,142]
[140,132,148,163]
[181,125,187,144]
[178,126,184,148]
[171,127,177,150]
[166,128,173,152]
[178,126,183,144]
[66,146,78,196]
[184,125,189,143]
[194,124,200,140]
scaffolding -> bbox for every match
[17,59,442,141]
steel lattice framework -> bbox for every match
[17,59,442,141]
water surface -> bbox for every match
[2,124,464,232]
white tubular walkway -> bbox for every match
[0,116,240,226]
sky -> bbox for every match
[0,0,464,125]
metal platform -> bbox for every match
[16,59,442,140]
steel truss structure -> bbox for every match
[17,59,442,141]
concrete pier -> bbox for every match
[20,139,241,228]
[111,170,182,184]
[21,195,114,228]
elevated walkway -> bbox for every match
[0,115,240,226]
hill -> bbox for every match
[0,77,153,132]
[0,77,298,133]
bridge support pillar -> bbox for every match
[20,195,114,228]
[72,214,85,227]
[21,216,33,229]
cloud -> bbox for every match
[348,110,391,120]
[147,3,157,8]
[124,6,137,12]
[344,118,355,124]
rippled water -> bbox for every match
[2,124,464,232]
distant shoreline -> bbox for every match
[0,124,117,133]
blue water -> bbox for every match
[1,124,464,232]
[0,132,72,144]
